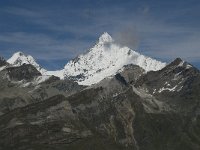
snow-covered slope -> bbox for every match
[63,32,166,85]
[7,51,47,74]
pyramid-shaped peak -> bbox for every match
[98,32,113,43]
[166,58,184,68]
[173,58,184,64]
[164,57,197,71]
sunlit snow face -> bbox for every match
[63,33,166,85]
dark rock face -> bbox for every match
[5,64,42,81]
[135,58,200,113]
[29,78,86,101]
[0,95,85,149]
[0,58,200,150]
[119,64,145,84]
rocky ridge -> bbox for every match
[0,53,200,150]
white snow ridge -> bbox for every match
[63,32,166,85]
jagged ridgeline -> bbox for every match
[7,32,166,85]
[0,33,200,150]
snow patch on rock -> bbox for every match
[158,85,178,93]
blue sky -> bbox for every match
[0,0,200,70]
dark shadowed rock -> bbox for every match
[5,64,41,81]
[119,64,145,84]
[0,58,200,150]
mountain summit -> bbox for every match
[7,51,47,74]
[63,32,166,85]
[98,32,113,43]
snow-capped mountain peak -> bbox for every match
[63,32,166,85]
[7,51,47,74]
[8,51,33,65]
[98,32,113,44]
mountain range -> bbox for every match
[6,32,166,85]
[0,32,200,150]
